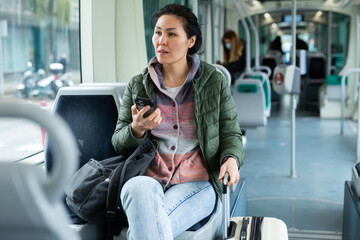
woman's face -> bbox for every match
[224,38,232,50]
[152,14,196,66]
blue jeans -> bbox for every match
[120,176,216,240]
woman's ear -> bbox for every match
[188,36,197,49]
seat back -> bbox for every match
[240,72,271,117]
[261,50,283,80]
[80,83,128,103]
[212,63,231,87]
[0,103,80,240]
[45,86,120,173]
[307,53,326,80]
[233,78,267,128]
[305,53,326,104]
[44,87,121,238]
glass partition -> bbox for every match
[0,0,80,161]
[331,12,350,75]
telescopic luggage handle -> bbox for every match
[222,172,230,239]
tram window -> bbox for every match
[282,14,303,23]
[0,0,80,161]
[0,117,43,163]
[331,12,350,75]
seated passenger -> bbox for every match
[269,36,284,54]
[111,4,244,239]
[217,30,245,85]
[296,35,308,50]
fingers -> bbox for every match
[227,170,239,187]
[137,106,151,118]
[131,104,138,116]
[132,105,161,131]
[219,158,240,187]
[218,166,226,182]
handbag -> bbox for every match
[64,137,156,235]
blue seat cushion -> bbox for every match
[356,163,360,175]
[45,94,119,224]
[45,95,119,172]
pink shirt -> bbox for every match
[144,56,209,189]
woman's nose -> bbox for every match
[159,35,167,45]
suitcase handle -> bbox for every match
[222,173,230,239]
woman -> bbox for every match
[112,4,244,239]
[219,30,245,84]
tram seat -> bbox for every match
[212,63,231,87]
[46,86,227,239]
[233,78,267,128]
[80,82,128,103]
[352,162,360,198]
[261,50,283,80]
[240,72,271,117]
[0,103,80,240]
[174,197,223,239]
[45,86,121,240]
[116,197,224,240]
[307,53,326,81]
[323,75,348,100]
[304,53,326,108]
[261,51,282,109]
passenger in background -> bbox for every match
[58,53,67,73]
[112,4,244,240]
[296,35,308,50]
[217,30,245,85]
[269,36,284,54]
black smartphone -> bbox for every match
[135,97,155,118]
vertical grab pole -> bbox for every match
[357,81,360,162]
[291,94,297,178]
[210,0,216,64]
[232,0,252,74]
[290,0,298,178]
[240,2,260,69]
[341,73,347,136]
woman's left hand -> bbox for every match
[218,157,239,187]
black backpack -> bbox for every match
[64,138,156,238]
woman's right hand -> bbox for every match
[131,104,162,139]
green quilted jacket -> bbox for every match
[111,61,245,198]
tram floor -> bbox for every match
[235,110,356,239]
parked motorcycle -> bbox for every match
[16,62,73,99]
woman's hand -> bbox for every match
[131,104,162,139]
[218,157,239,187]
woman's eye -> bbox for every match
[168,33,176,36]
[155,31,161,36]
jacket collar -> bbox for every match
[192,61,217,93]
[141,60,217,97]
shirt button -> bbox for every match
[168,167,173,171]
[171,146,176,151]
[172,102,176,107]
[161,180,167,185]
[173,124,178,129]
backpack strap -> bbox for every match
[105,138,156,239]
[105,162,124,239]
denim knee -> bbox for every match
[120,176,163,206]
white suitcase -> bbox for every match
[222,174,288,240]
